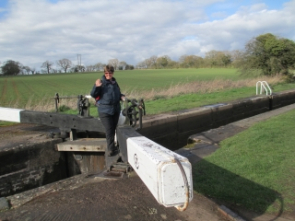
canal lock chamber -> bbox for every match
[0,131,106,198]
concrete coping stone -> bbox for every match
[5,173,110,209]
[218,205,246,221]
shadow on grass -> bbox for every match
[193,159,284,221]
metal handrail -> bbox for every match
[256,81,272,95]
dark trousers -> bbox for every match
[99,112,120,153]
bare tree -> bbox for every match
[41,60,53,74]
[136,61,146,69]
[136,55,160,69]
[108,58,119,70]
[86,65,95,72]
[56,58,72,73]
[230,50,244,68]
[22,66,31,75]
[119,61,127,70]
[142,59,151,69]
[30,67,36,75]
[149,55,158,69]
[72,65,85,72]
[51,69,58,73]
[94,62,104,71]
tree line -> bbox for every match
[0,58,135,76]
[1,33,295,78]
[136,51,234,69]
[137,33,295,78]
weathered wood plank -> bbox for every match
[57,138,107,152]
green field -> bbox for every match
[1,67,295,114]
[1,68,295,114]
[0,68,243,108]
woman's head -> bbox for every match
[104,65,114,80]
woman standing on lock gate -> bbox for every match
[90,65,125,156]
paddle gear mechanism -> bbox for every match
[122,98,146,130]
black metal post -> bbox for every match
[55,93,59,112]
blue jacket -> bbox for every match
[90,75,123,115]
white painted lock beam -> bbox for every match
[0,107,24,122]
[127,136,193,210]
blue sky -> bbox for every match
[204,0,290,21]
[0,0,294,70]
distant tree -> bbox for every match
[119,61,127,70]
[41,60,53,74]
[30,68,36,75]
[72,65,85,72]
[51,69,57,73]
[205,50,219,68]
[56,58,72,73]
[221,53,232,67]
[158,56,168,68]
[156,55,171,68]
[108,58,119,70]
[22,66,31,75]
[149,55,158,69]
[1,60,21,75]
[230,50,244,68]
[136,60,147,69]
[204,50,233,68]
[241,33,295,76]
[86,65,95,72]
[94,62,104,71]
[167,60,179,68]
[179,55,203,68]
[125,64,134,70]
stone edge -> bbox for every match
[218,205,246,221]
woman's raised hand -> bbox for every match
[95,79,102,87]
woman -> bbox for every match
[90,65,125,156]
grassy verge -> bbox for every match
[86,87,256,117]
[193,108,295,214]
[143,86,255,115]
[0,121,17,127]
[88,82,294,116]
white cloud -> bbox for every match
[0,0,294,70]
[180,1,295,53]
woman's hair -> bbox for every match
[104,65,114,73]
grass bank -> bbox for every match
[89,76,291,116]
[193,108,295,215]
